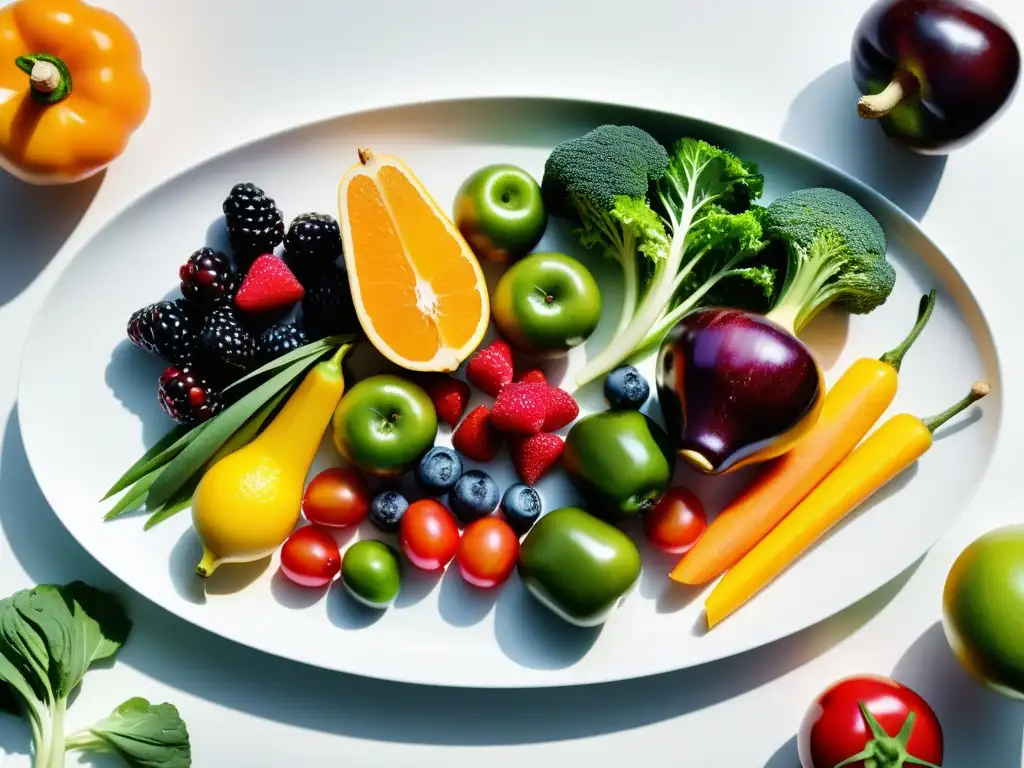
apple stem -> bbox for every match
[857,70,919,119]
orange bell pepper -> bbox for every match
[0,0,150,185]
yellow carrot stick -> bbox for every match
[672,291,937,586]
[705,381,992,629]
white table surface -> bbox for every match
[1,0,1022,765]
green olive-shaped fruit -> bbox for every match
[342,539,402,609]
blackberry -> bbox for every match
[127,299,199,364]
[301,265,359,339]
[198,306,255,380]
[179,247,239,308]
[157,364,223,425]
[283,213,342,286]
[222,182,284,267]
[254,323,309,366]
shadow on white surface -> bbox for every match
[763,734,798,768]
[781,63,946,220]
[892,622,1024,766]
[0,171,104,308]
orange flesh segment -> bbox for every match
[377,166,484,350]
[346,174,440,363]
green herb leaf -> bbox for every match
[0,591,53,703]
[65,696,191,768]
[105,469,162,521]
[145,350,330,509]
[102,424,205,501]
[222,334,352,394]
[60,581,131,671]
[143,384,293,531]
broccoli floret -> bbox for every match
[541,125,670,342]
[763,187,896,334]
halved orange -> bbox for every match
[337,148,489,372]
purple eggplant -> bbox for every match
[655,308,824,475]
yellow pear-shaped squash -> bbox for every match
[192,345,351,577]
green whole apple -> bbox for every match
[332,375,438,477]
[491,251,602,356]
[943,525,1024,700]
[453,164,547,263]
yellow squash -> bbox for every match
[192,345,351,577]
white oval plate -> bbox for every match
[18,98,1001,688]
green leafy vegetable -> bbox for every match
[544,128,771,389]
[105,469,162,521]
[761,187,896,333]
[143,384,293,530]
[65,697,191,768]
[102,425,199,501]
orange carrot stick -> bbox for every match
[670,291,936,586]
[705,381,991,628]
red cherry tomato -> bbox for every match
[399,499,460,572]
[302,467,371,527]
[280,525,341,588]
[798,675,943,768]
[643,487,707,554]
[456,517,520,589]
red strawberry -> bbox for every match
[234,254,305,313]
[421,375,471,428]
[466,340,514,397]
[491,382,548,434]
[509,433,564,486]
[452,406,502,462]
[517,368,547,386]
[542,387,579,431]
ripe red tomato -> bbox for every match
[644,487,707,553]
[457,517,520,589]
[399,499,460,572]
[280,525,341,588]
[302,467,371,527]
[798,675,943,768]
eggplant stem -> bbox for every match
[857,70,919,119]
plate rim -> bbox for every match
[15,94,1005,689]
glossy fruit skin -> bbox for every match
[798,675,943,768]
[399,499,461,572]
[518,506,642,627]
[341,540,402,608]
[562,411,674,522]
[491,252,602,356]
[448,469,501,525]
[368,490,409,533]
[500,483,543,535]
[644,487,707,554]
[453,164,547,263]
[415,446,464,496]
[280,526,342,589]
[457,517,520,589]
[332,375,439,477]
[302,467,371,528]
[656,308,824,476]
[942,525,1024,700]
[852,0,1021,154]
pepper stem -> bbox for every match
[858,70,920,119]
[14,53,72,104]
[322,342,352,376]
[879,290,936,373]
[923,381,991,434]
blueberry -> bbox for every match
[500,483,542,535]
[369,489,409,533]
[604,365,650,410]
[448,469,500,524]
[415,446,463,496]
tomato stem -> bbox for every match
[831,702,942,768]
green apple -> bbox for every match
[491,251,602,356]
[453,164,547,263]
[332,375,438,477]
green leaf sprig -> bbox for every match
[103,336,354,528]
